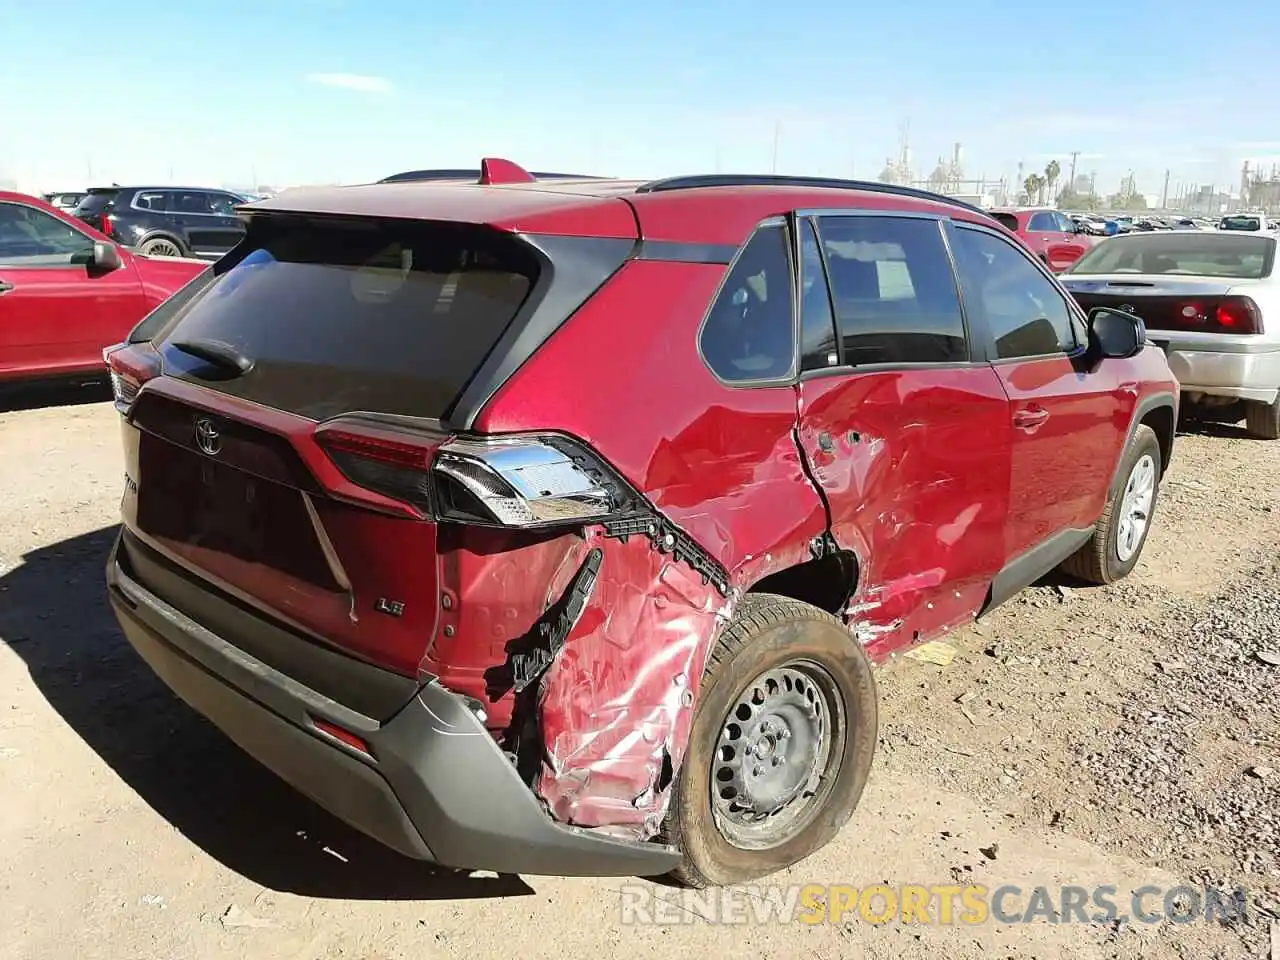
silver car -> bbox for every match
[1059,230,1280,438]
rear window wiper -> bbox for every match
[170,338,255,376]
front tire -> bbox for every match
[138,236,185,258]
[660,593,877,888]
[1061,424,1162,585]
[1244,397,1280,440]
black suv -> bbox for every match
[73,186,247,259]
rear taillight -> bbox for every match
[315,419,444,516]
[99,212,114,238]
[103,342,161,412]
[1173,296,1262,334]
[314,418,636,528]
[1213,297,1262,333]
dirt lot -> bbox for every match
[1,387,1277,960]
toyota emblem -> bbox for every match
[194,417,221,456]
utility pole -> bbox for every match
[1161,169,1170,210]
[1068,150,1080,190]
[771,121,781,174]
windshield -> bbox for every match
[1065,234,1274,279]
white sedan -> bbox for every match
[1059,230,1280,438]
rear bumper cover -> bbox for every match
[1151,337,1280,403]
[105,532,680,878]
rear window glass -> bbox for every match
[1220,216,1261,231]
[157,218,539,421]
[75,190,118,214]
[1065,234,1273,279]
[990,212,1020,232]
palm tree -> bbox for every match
[1044,160,1061,204]
[1023,173,1045,205]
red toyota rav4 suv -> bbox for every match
[103,161,1178,887]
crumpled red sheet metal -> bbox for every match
[536,529,734,838]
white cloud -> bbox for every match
[306,73,393,94]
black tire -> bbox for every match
[1061,424,1162,585]
[659,593,877,888]
[1244,398,1280,440]
[138,235,186,258]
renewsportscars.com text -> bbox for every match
[619,883,1250,927]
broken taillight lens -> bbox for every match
[314,417,635,528]
[434,435,629,527]
[103,342,161,413]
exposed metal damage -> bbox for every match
[535,529,735,839]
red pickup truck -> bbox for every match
[0,191,209,385]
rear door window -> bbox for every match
[814,215,968,366]
[134,191,170,212]
[173,191,211,214]
[157,218,540,421]
[799,220,839,371]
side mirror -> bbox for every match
[92,241,122,271]
[1089,306,1145,359]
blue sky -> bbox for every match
[2,0,1278,198]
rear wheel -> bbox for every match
[1244,397,1280,440]
[139,236,185,258]
[660,593,877,888]
[1061,424,1162,585]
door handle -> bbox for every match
[1013,406,1050,429]
[0,280,13,295]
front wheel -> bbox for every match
[1060,424,1162,584]
[659,593,877,888]
[138,236,185,258]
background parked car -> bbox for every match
[42,191,87,212]
[988,207,1095,271]
[1219,213,1270,232]
[1059,229,1280,439]
[0,191,209,385]
[72,186,249,260]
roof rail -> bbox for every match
[377,167,603,185]
[633,174,987,214]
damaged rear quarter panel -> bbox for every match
[536,529,730,834]
[474,260,829,837]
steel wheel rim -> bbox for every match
[710,659,845,850]
[1116,453,1156,562]
[147,240,180,257]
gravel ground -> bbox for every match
[1,390,1278,960]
